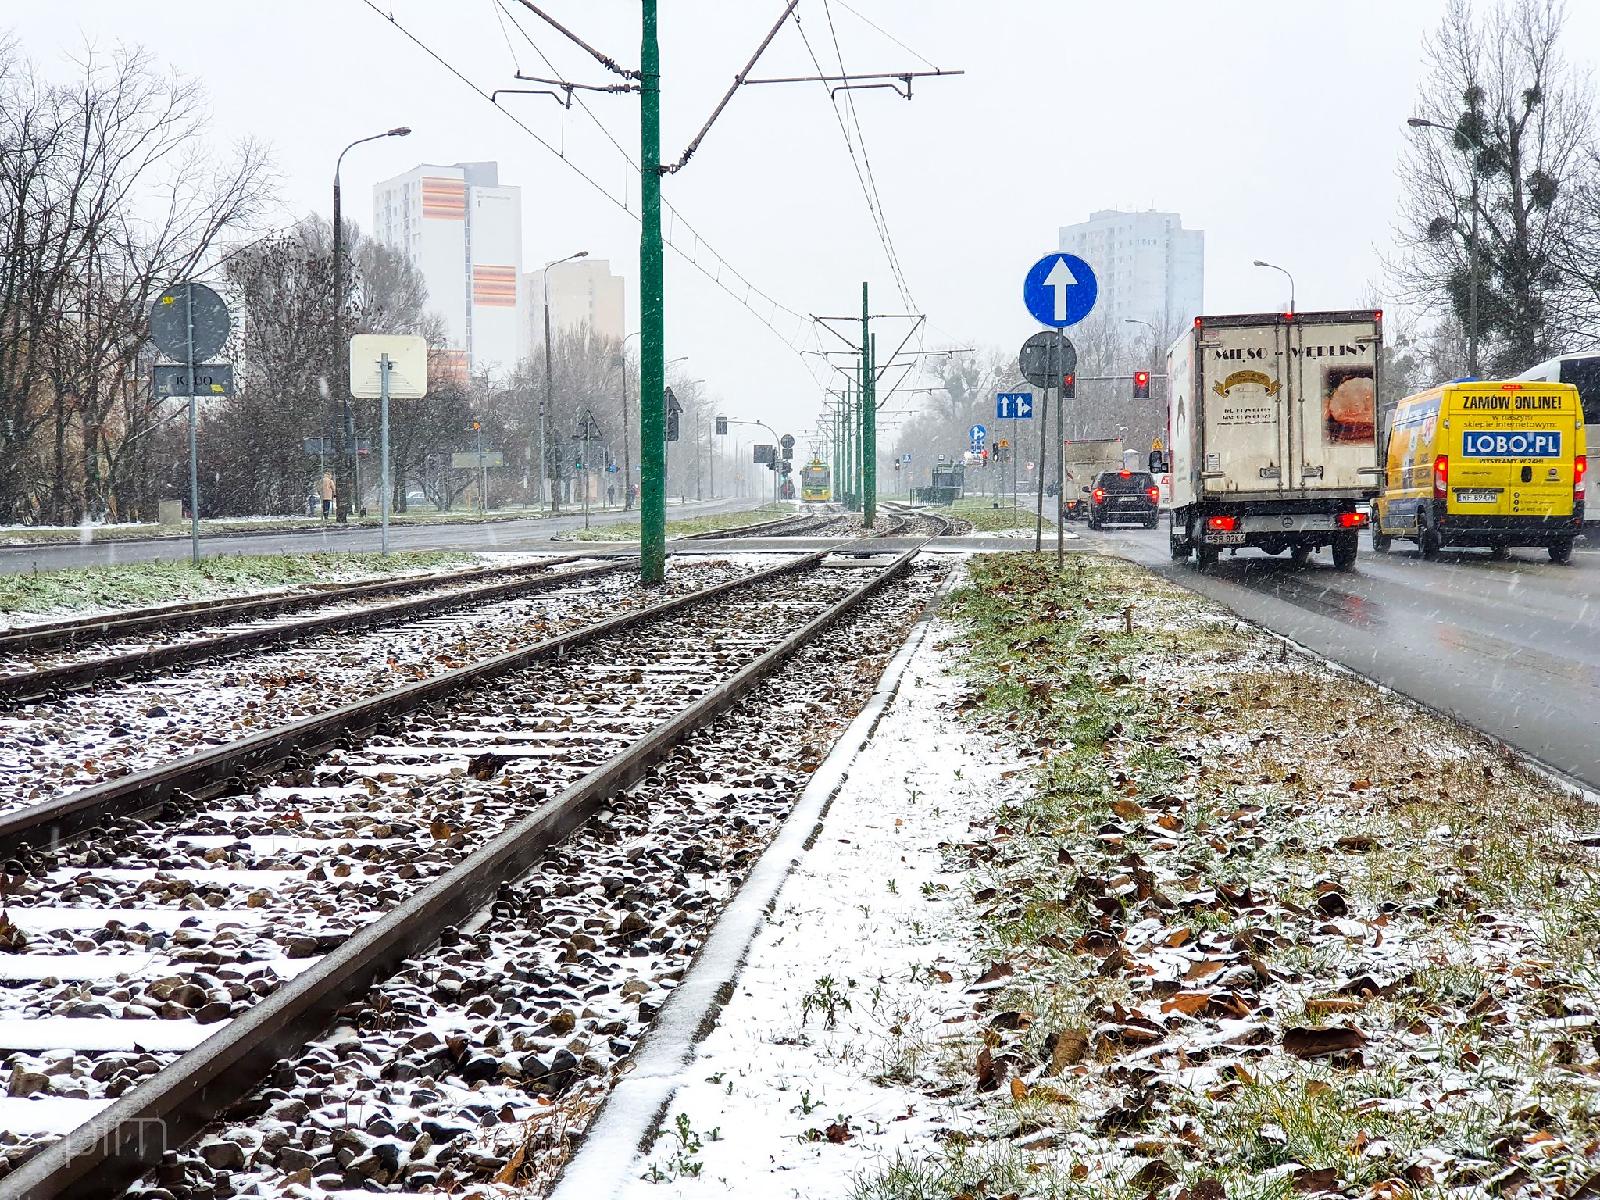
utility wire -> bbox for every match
[818,0,916,313]
[492,0,830,389]
[833,0,940,70]
[792,13,912,317]
[362,0,819,378]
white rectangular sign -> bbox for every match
[350,334,428,399]
[451,451,504,469]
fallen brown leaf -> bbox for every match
[1282,1025,1366,1058]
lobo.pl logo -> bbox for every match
[1461,430,1562,458]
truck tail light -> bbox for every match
[1576,454,1588,497]
[1338,512,1367,528]
[1092,487,1105,503]
[1433,455,1448,499]
[1206,515,1237,532]
[1146,486,1159,502]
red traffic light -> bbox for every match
[1132,371,1151,399]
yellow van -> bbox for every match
[1373,380,1586,562]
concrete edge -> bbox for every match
[548,563,967,1200]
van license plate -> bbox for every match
[1455,490,1499,503]
[1206,532,1245,545]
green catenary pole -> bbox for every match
[639,1,665,583]
[862,282,876,530]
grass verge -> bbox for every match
[939,496,1054,532]
[568,506,784,542]
[0,550,477,618]
[850,551,1600,1200]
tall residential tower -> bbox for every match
[1058,209,1204,335]
[373,161,524,382]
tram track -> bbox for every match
[0,556,591,659]
[0,544,937,1199]
[0,559,625,706]
[0,558,762,815]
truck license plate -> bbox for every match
[1206,531,1245,545]
[1455,490,1499,503]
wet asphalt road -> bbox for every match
[1077,520,1600,792]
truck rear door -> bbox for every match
[1284,316,1381,493]
[1196,323,1288,495]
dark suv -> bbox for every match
[1086,470,1159,529]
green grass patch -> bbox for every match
[0,506,563,547]
[569,505,784,542]
[0,550,475,617]
[938,497,1053,532]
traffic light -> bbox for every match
[664,386,681,442]
[1133,371,1151,399]
[1061,373,1076,399]
[715,416,728,435]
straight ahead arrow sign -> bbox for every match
[1044,257,1077,323]
[1022,252,1099,328]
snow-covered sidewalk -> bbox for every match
[552,573,1006,1197]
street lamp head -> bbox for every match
[1406,117,1432,129]
[387,126,412,137]
[1252,259,1270,268]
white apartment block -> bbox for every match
[1058,209,1204,337]
[373,161,524,383]
[524,258,627,349]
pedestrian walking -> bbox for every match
[606,482,616,507]
[319,471,336,519]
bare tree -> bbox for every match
[1393,0,1597,376]
[0,41,271,523]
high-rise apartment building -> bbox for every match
[525,258,627,348]
[1058,209,1204,336]
[373,161,524,382]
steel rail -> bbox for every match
[0,561,628,705]
[0,543,924,1200]
[0,552,827,856]
[0,555,589,657]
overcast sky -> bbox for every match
[14,1,1600,449]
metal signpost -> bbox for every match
[996,392,1034,521]
[578,410,603,530]
[150,282,231,565]
[1021,253,1098,566]
[350,334,428,554]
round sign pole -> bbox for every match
[1056,328,1066,570]
[184,283,201,566]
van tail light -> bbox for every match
[1092,487,1105,503]
[1146,486,1159,502]
[1206,515,1237,532]
[1576,454,1588,497]
[1338,511,1367,528]
[1433,454,1448,499]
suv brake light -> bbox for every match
[1091,487,1105,503]
[1146,486,1159,502]
[1433,454,1448,499]
[1577,454,1588,497]
[1206,515,1237,531]
[1118,469,1131,478]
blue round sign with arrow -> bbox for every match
[1022,252,1098,328]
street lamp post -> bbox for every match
[332,125,410,523]
[1408,115,1481,377]
[540,250,588,513]
[1252,260,1296,314]
[685,378,706,501]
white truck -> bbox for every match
[1165,309,1383,570]
[1059,437,1125,520]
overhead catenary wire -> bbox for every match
[793,5,915,315]
[819,0,916,313]
[490,0,830,392]
[364,0,820,380]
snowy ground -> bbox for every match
[562,552,1600,1200]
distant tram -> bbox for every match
[799,459,832,502]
